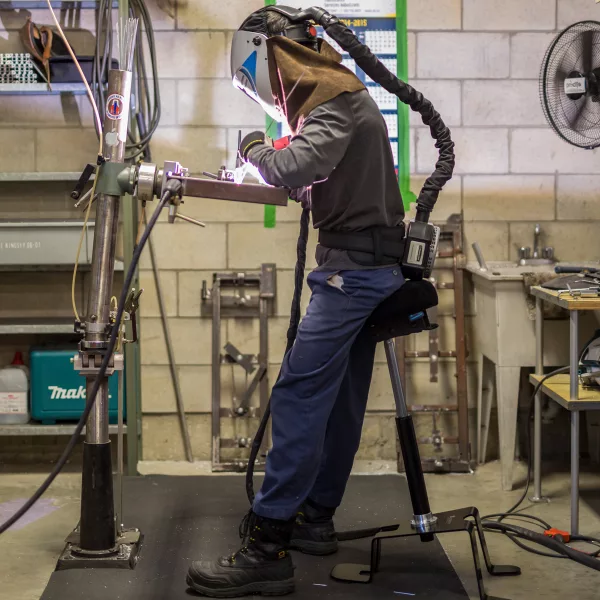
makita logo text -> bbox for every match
[48,385,86,400]
[48,386,113,400]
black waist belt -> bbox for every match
[318,226,406,264]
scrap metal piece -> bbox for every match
[224,343,255,374]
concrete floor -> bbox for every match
[1,460,600,600]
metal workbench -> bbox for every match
[530,285,600,535]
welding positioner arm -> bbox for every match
[87,160,290,209]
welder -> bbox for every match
[187,6,409,597]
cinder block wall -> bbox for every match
[1,1,600,464]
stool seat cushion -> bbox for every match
[364,280,439,342]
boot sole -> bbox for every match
[290,538,339,556]
[186,574,295,598]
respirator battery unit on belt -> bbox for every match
[402,217,441,281]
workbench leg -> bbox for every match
[495,365,520,492]
[571,411,580,536]
[477,355,494,465]
[570,310,580,536]
[532,296,545,502]
[477,354,484,464]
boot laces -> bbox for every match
[229,510,256,562]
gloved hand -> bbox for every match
[239,131,273,163]
[290,186,312,210]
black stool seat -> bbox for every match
[364,280,438,342]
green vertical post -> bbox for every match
[119,0,141,476]
[263,0,278,228]
[397,0,417,210]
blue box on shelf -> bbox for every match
[30,348,125,425]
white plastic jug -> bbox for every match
[0,352,30,425]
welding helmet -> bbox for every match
[231,5,320,122]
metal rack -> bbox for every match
[203,264,276,472]
[395,214,471,473]
[0,170,129,443]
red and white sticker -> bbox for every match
[106,94,125,120]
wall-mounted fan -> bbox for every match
[540,20,600,149]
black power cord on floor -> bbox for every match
[480,352,600,568]
[0,182,181,536]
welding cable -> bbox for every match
[483,521,600,570]
[0,182,181,536]
[44,0,104,322]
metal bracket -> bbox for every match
[224,343,255,374]
[71,163,96,200]
[74,352,124,377]
[57,528,143,571]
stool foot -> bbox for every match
[331,506,520,600]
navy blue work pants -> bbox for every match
[253,267,405,521]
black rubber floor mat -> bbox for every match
[41,475,468,599]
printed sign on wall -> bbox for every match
[275,1,399,170]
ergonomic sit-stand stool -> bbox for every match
[332,279,521,600]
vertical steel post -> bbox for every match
[79,69,132,551]
[532,296,544,501]
[570,310,580,535]
[122,198,141,476]
[453,232,470,462]
[259,297,270,453]
[211,279,222,465]
[386,339,435,539]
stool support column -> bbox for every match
[385,339,435,539]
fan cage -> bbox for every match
[540,20,600,149]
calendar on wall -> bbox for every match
[273,0,400,171]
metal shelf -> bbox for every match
[0,260,124,273]
[0,422,126,436]
[0,172,87,183]
[6,0,109,7]
[0,83,89,95]
[529,374,600,412]
[0,318,76,335]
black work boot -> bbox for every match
[187,511,295,598]
[290,499,338,556]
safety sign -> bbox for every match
[106,94,125,120]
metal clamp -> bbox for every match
[73,352,124,377]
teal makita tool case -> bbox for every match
[30,348,125,424]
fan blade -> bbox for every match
[571,99,587,131]
[556,66,571,80]
[582,29,594,75]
